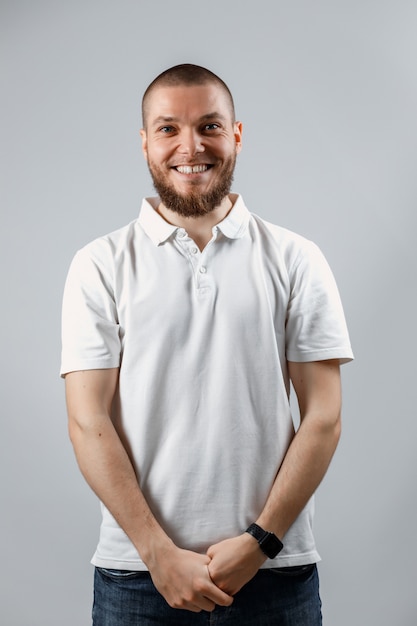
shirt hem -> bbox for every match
[91,550,321,572]
[60,359,120,378]
[286,347,354,364]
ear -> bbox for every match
[139,128,148,160]
[234,121,243,154]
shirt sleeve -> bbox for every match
[60,243,121,377]
[285,240,354,364]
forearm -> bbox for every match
[207,360,343,597]
[66,369,233,612]
[70,417,234,610]
[69,415,171,566]
[257,411,341,539]
[207,410,340,595]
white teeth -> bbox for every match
[176,165,209,174]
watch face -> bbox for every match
[260,532,283,558]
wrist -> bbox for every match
[137,528,175,570]
[240,531,268,566]
[245,523,283,559]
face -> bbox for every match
[140,83,242,218]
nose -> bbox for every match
[178,128,205,156]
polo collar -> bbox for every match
[138,195,250,246]
[216,194,250,239]
[138,198,178,245]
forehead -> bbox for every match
[145,83,234,126]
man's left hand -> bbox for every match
[206,533,266,596]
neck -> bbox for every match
[157,195,233,250]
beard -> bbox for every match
[147,154,236,218]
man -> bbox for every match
[61,64,353,625]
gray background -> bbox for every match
[1,1,416,624]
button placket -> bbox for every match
[175,229,215,293]
[195,229,220,291]
[196,254,211,291]
[186,244,200,275]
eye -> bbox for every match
[159,126,175,134]
[204,123,220,131]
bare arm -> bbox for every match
[207,359,342,594]
[256,358,342,536]
[66,368,233,612]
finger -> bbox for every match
[201,562,233,605]
[170,594,214,613]
[183,603,205,613]
[177,592,216,613]
[205,581,234,607]
[194,597,216,612]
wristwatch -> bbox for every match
[245,523,283,559]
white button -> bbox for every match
[178,229,187,238]
[199,266,207,274]
[191,247,198,255]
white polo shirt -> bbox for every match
[61,194,353,570]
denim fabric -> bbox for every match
[92,564,322,625]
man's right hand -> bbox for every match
[65,369,232,613]
[147,544,234,613]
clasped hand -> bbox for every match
[207,532,267,596]
[149,533,266,613]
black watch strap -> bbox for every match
[245,522,283,559]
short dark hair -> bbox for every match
[142,63,235,127]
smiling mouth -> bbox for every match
[174,164,213,174]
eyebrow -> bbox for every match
[150,112,228,127]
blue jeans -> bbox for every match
[93,564,322,625]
